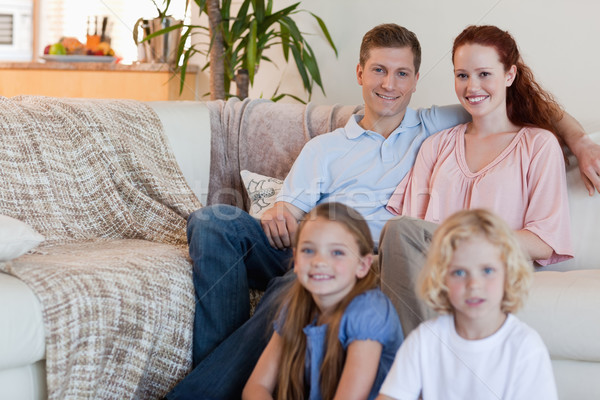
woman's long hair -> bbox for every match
[275,202,378,400]
[452,25,563,133]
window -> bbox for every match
[0,14,14,45]
[38,0,189,64]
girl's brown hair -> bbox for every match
[275,202,378,400]
[452,25,563,133]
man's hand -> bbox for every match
[260,202,305,249]
[571,135,600,196]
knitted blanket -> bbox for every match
[205,98,362,208]
[0,96,202,399]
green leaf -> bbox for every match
[260,54,274,64]
[263,3,300,28]
[221,0,232,19]
[256,29,275,50]
[279,23,290,62]
[279,16,302,43]
[270,83,306,103]
[277,93,307,104]
[192,0,208,12]
[310,12,338,56]
[247,20,258,83]
[290,45,310,90]
[271,93,285,102]
[252,0,265,24]
[142,22,184,42]
[178,48,193,94]
[232,0,251,37]
[176,27,192,62]
[184,24,210,32]
[151,0,172,18]
[302,45,324,94]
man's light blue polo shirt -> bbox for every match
[276,105,470,245]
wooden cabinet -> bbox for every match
[0,62,201,101]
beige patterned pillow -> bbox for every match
[240,170,284,219]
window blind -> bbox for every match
[0,14,14,45]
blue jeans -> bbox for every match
[166,204,293,399]
[166,272,295,400]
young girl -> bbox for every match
[243,202,403,400]
[378,209,558,400]
[382,24,573,335]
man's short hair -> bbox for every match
[359,23,422,73]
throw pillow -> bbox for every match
[240,170,284,219]
[0,215,45,261]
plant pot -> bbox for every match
[134,16,182,65]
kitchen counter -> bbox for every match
[0,61,198,72]
[0,61,203,101]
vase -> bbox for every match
[134,16,182,65]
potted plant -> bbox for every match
[135,0,183,64]
[148,0,337,101]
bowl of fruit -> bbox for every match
[42,36,116,63]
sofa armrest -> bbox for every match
[548,131,600,271]
[516,270,600,362]
[0,272,45,369]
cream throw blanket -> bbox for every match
[0,96,201,399]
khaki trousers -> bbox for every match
[379,216,439,337]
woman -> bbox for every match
[381,25,573,337]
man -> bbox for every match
[167,23,600,399]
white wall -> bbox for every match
[240,0,600,132]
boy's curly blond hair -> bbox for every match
[418,209,533,314]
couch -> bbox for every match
[0,97,598,400]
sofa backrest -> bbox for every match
[201,99,362,211]
[149,101,212,205]
[153,99,600,271]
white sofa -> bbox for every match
[0,100,212,400]
[0,99,599,399]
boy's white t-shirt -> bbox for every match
[379,314,558,400]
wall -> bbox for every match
[241,0,600,132]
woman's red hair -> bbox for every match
[452,25,563,133]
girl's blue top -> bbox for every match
[276,288,403,400]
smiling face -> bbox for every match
[445,235,507,339]
[356,46,420,137]
[293,217,372,314]
[453,43,516,122]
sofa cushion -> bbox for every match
[0,216,44,262]
[517,269,600,362]
[2,239,194,398]
[240,170,283,218]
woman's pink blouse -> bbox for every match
[387,123,573,266]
